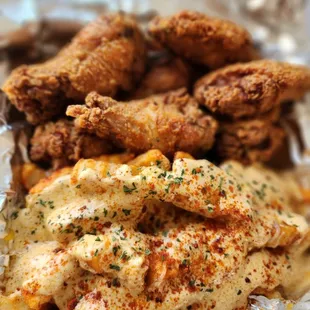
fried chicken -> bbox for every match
[30,119,113,169]
[148,10,258,69]
[131,55,192,99]
[66,88,218,157]
[216,108,285,164]
[194,60,310,119]
[2,13,146,124]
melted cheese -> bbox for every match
[2,158,310,310]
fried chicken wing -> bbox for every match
[30,119,113,169]
[217,119,285,164]
[2,13,146,124]
[215,108,284,164]
[66,88,218,157]
[148,10,258,69]
[194,60,310,119]
[131,55,192,99]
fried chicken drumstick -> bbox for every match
[66,88,218,157]
[148,10,259,69]
[194,60,310,119]
[2,13,146,124]
[30,119,113,169]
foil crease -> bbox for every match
[0,1,310,309]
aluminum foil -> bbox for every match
[0,0,310,309]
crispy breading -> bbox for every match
[30,119,113,169]
[2,13,146,124]
[93,153,135,164]
[21,163,47,191]
[194,60,310,119]
[66,88,218,157]
[127,149,171,170]
[173,151,194,160]
[131,55,192,99]
[216,109,285,164]
[148,10,258,69]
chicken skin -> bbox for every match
[2,13,146,124]
[194,60,310,119]
[30,119,113,169]
[148,10,258,69]
[66,88,218,157]
[216,108,285,164]
[131,55,192,99]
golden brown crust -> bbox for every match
[30,119,113,169]
[21,163,47,191]
[66,88,218,157]
[194,60,310,119]
[2,13,146,124]
[29,167,72,194]
[216,111,285,164]
[131,56,192,99]
[148,10,258,69]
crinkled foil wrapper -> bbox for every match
[1,0,310,308]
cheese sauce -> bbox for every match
[1,158,310,310]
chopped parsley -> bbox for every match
[38,199,55,209]
[218,177,224,190]
[11,211,19,220]
[109,264,121,271]
[122,209,131,216]
[123,183,137,194]
[113,246,120,256]
[165,183,171,193]
[173,177,183,184]
[162,231,168,237]
[158,171,167,179]
[120,251,131,261]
